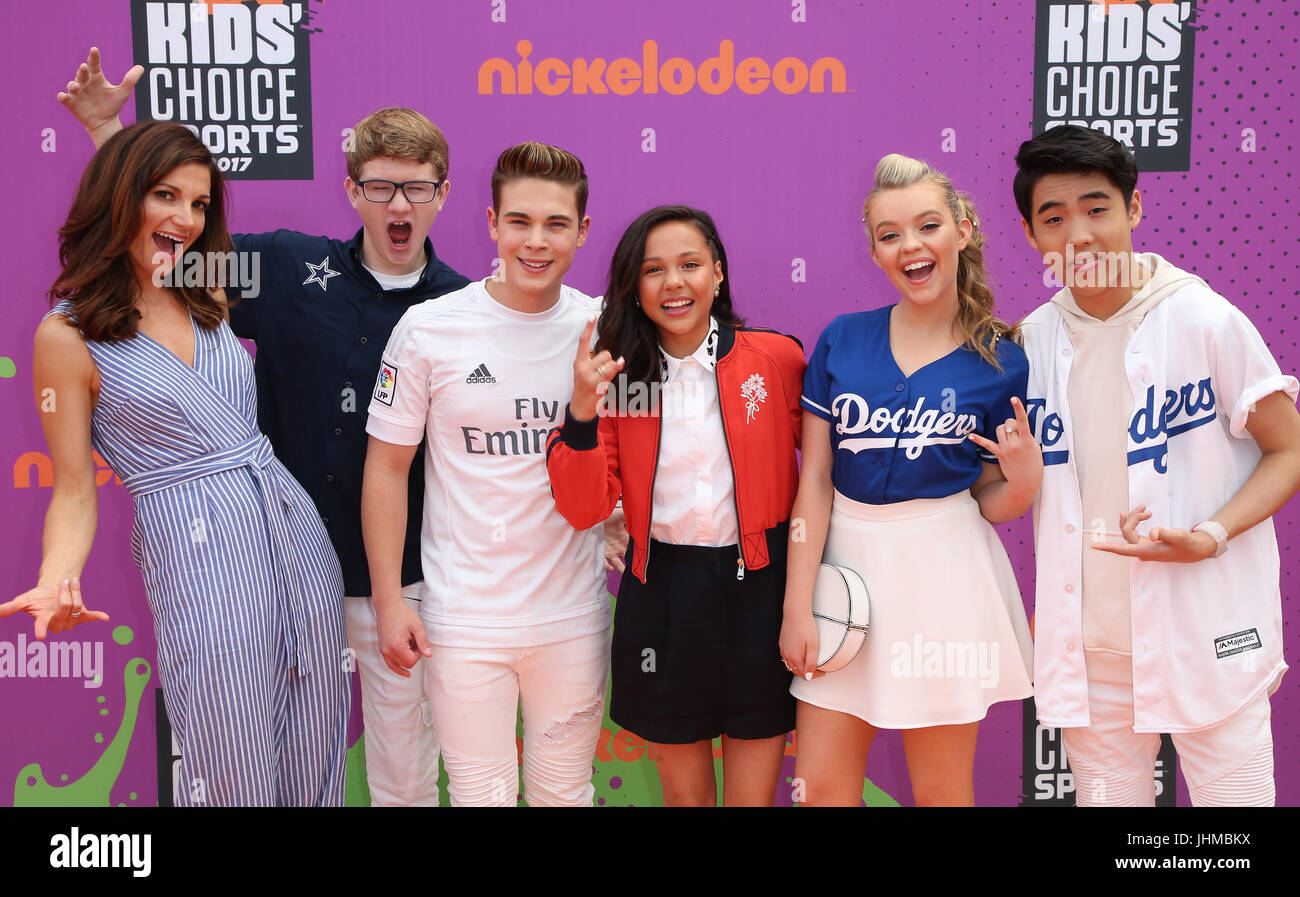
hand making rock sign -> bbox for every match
[569,315,624,422]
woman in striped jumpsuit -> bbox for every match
[2,122,349,806]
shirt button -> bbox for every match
[1062,348,1072,357]
[1065,524,1075,533]
[344,381,353,389]
[334,427,343,436]
[876,458,885,467]
[376,293,383,300]
[360,336,369,344]
[1067,643,1076,652]
[1065,584,1075,593]
[894,382,905,392]
[321,516,330,525]
[326,474,335,482]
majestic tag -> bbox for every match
[1214,628,1262,660]
[374,361,399,406]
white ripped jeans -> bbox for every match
[344,588,441,807]
[423,628,610,807]
[1063,650,1275,807]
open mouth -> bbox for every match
[661,297,694,316]
[903,260,934,282]
[520,258,552,272]
[152,232,184,257]
[388,220,412,248]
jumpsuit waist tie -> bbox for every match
[121,434,316,676]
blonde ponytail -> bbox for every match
[863,154,1020,369]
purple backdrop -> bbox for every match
[2,0,1295,806]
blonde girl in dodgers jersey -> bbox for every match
[780,155,1042,806]
[1013,125,1300,806]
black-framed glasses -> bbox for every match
[357,179,443,203]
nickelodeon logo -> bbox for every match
[13,451,121,489]
[478,40,847,96]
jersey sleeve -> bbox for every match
[800,319,837,422]
[1210,304,1300,437]
[546,406,624,530]
[975,340,1030,463]
[226,231,279,340]
[365,309,432,446]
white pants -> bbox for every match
[344,588,441,807]
[1062,650,1275,807]
[424,628,610,807]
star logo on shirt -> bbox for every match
[302,257,341,292]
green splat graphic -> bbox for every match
[112,626,133,646]
[0,357,16,379]
[344,735,370,807]
[862,778,901,807]
[11,655,151,807]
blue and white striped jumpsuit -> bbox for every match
[50,302,350,806]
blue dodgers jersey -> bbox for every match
[801,306,1029,504]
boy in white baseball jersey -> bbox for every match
[361,143,610,806]
[1013,125,1300,806]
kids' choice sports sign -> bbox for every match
[1032,0,1198,171]
[130,0,315,179]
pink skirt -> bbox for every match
[791,490,1034,728]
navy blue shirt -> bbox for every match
[801,306,1028,504]
[228,229,470,595]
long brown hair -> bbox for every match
[48,121,231,341]
[863,154,1019,368]
[596,206,744,397]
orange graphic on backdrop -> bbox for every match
[13,451,121,488]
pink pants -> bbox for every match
[423,629,610,807]
[1063,650,1275,806]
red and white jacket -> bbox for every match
[547,325,806,583]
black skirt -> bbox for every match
[610,527,795,745]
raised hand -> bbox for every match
[570,316,624,422]
[57,47,141,143]
[967,397,1043,489]
[0,578,110,640]
[1091,504,1218,563]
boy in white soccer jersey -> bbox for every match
[1013,125,1300,806]
[361,143,609,806]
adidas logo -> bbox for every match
[466,363,497,384]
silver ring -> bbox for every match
[71,610,82,617]
[1003,424,1016,438]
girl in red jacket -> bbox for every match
[547,206,805,806]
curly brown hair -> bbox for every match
[48,121,231,342]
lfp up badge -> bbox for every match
[131,0,316,180]
[1031,0,1199,172]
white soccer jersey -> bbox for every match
[366,279,608,648]
[1022,256,1295,733]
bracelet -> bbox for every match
[1191,520,1228,558]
